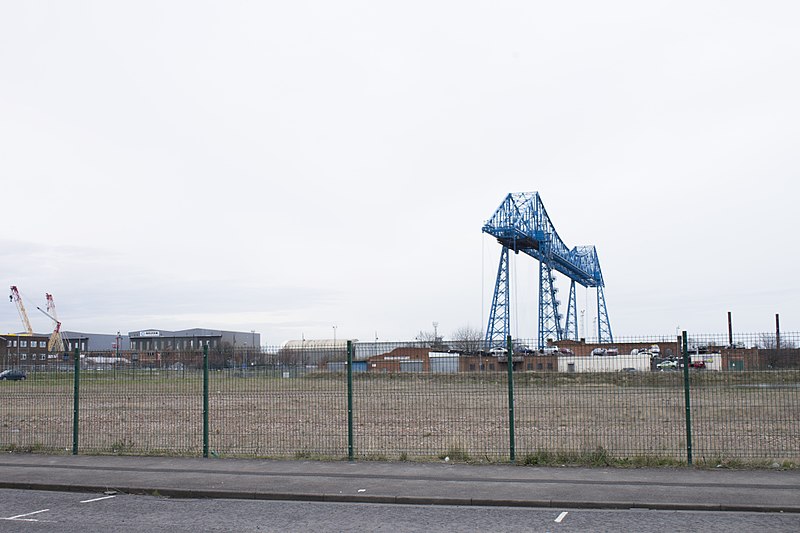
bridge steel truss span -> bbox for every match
[483,192,613,350]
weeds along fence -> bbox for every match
[0,332,798,466]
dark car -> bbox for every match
[0,369,27,381]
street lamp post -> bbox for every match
[332,325,338,361]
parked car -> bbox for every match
[677,360,707,370]
[656,360,677,370]
[0,369,27,381]
[488,347,508,355]
[591,348,607,356]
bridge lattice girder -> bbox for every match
[483,192,613,348]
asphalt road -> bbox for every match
[2,489,800,533]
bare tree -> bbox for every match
[415,329,438,346]
[759,334,777,350]
[449,325,483,354]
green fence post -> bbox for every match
[72,346,80,455]
[203,343,209,458]
[506,335,516,463]
[681,331,693,465]
[347,340,354,461]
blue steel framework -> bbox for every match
[483,192,613,350]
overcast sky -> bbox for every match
[2,1,798,346]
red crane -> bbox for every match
[9,286,34,335]
[44,293,65,353]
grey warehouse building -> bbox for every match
[128,328,261,352]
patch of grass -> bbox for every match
[109,439,135,454]
[587,445,613,466]
[520,447,684,468]
[292,451,347,462]
[360,453,390,462]
[521,450,554,466]
[439,444,472,463]
[2,442,50,454]
[616,455,685,468]
[694,455,798,470]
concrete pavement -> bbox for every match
[1,454,798,513]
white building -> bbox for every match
[558,353,651,373]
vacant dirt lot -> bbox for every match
[1,370,797,464]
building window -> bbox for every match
[40,354,47,360]
[537,363,543,370]
[39,341,47,348]
[469,364,476,371]
[21,353,27,360]
[20,340,27,348]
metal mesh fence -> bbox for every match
[209,366,347,459]
[352,342,510,461]
[0,333,798,465]
[688,370,800,463]
[77,368,203,455]
[0,367,72,453]
[513,369,688,463]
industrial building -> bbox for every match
[128,328,260,352]
[0,333,54,368]
[278,339,349,365]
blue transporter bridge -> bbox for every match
[483,192,613,351]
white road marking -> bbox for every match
[555,511,568,523]
[81,495,117,503]
[5,509,50,521]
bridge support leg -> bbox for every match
[485,246,510,350]
[597,285,613,343]
[538,261,563,350]
[565,280,578,341]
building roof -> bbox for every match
[281,339,351,350]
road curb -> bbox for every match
[2,480,799,513]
